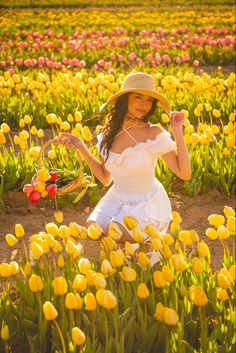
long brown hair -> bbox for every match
[98,93,157,160]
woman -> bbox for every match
[58,72,191,245]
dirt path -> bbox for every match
[0,189,235,269]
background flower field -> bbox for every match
[0,1,235,353]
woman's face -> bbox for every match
[127,93,154,119]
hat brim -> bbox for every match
[99,88,171,116]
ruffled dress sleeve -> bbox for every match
[149,130,176,158]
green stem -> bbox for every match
[114,306,120,353]
[199,307,207,353]
[21,238,29,262]
[54,319,66,353]
[166,326,170,353]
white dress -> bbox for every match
[86,127,176,239]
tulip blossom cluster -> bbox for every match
[23,168,58,204]
[0,207,235,353]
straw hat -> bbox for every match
[100,72,171,115]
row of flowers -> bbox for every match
[0,207,235,352]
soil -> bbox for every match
[0,188,235,270]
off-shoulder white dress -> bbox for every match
[86,128,176,239]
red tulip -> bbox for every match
[23,183,34,196]
[29,190,41,204]
[49,171,58,181]
[46,184,57,198]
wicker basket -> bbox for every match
[37,138,85,195]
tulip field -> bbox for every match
[0,2,235,353]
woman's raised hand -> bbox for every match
[170,111,185,132]
[56,133,83,150]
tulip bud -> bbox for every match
[120,266,136,282]
[137,283,150,299]
[162,265,175,282]
[107,222,123,241]
[43,301,58,320]
[15,223,25,238]
[54,211,63,223]
[65,293,77,310]
[154,302,166,321]
[84,292,96,311]
[53,276,68,295]
[189,285,208,306]
[71,327,86,346]
[72,274,87,292]
[101,259,114,275]
[216,288,229,301]
[57,254,65,268]
[5,233,18,247]
[163,308,179,325]
[153,271,166,288]
[1,325,9,341]
[29,274,44,292]
[123,215,138,230]
[87,223,103,240]
[137,251,150,267]
[78,258,91,274]
[31,242,44,258]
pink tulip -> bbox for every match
[46,184,57,198]
[193,60,200,67]
[23,184,34,196]
[29,190,41,204]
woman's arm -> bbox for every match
[162,112,192,180]
[57,133,112,186]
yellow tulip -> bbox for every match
[84,292,97,311]
[29,274,44,292]
[123,215,138,230]
[24,115,32,124]
[217,271,232,289]
[45,223,59,237]
[217,225,230,240]
[1,123,10,133]
[0,263,11,277]
[153,271,166,288]
[162,265,175,282]
[107,221,123,241]
[1,325,9,341]
[30,126,38,135]
[120,266,137,282]
[163,233,174,246]
[74,111,82,122]
[0,131,6,144]
[53,276,68,295]
[57,254,65,268]
[133,228,145,242]
[161,245,172,259]
[5,233,18,247]
[43,301,58,320]
[163,308,179,326]
[197,241,210,259]
[151,238,163,251]
[24,261,31,276]
[82,126,93,142]
[93,272,107,289]
[179,230,192,245]
[59,225,70,239]
[48,149,56,159]
[205,227,218,240]
[15,223,25,238]
[216,288,229,301]
[75,293,83,310]
[19,118,25,128]
[31,242,44,258]
[212,109,221,118]
[54,211,63,224]
[205,103,212,112]
[78,258,91,274]
[161,114,170,123]
[37,168,51,182]
[97,289,117,309]
[72,327,86,346]
[171,211,182,224]
[87,223,103,240]
[189,285,208,306]
[110,250,125,268]
[101,236,116,251]
[137,283,150,299]
[229,265,236,281]
[154,302,166,321]
[192,257,204,274]
[34,181,46,193]
[226,216,235,235]
[72,274,87,292]
[144,224,161,239]
[37,129,44,138]
[208,214,225,227]
[67,114,74,123]
[223,206,235,218]
[171,254,187,272]
[69,222,84,238]
[101,259,114,275]
[10,261,19,275]
[137,251,150,267]
[170,221,180,233]
[226,134,235,148]
[65,293,77,310]
[190,229,199,242]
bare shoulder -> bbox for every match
[146,123,165,139]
